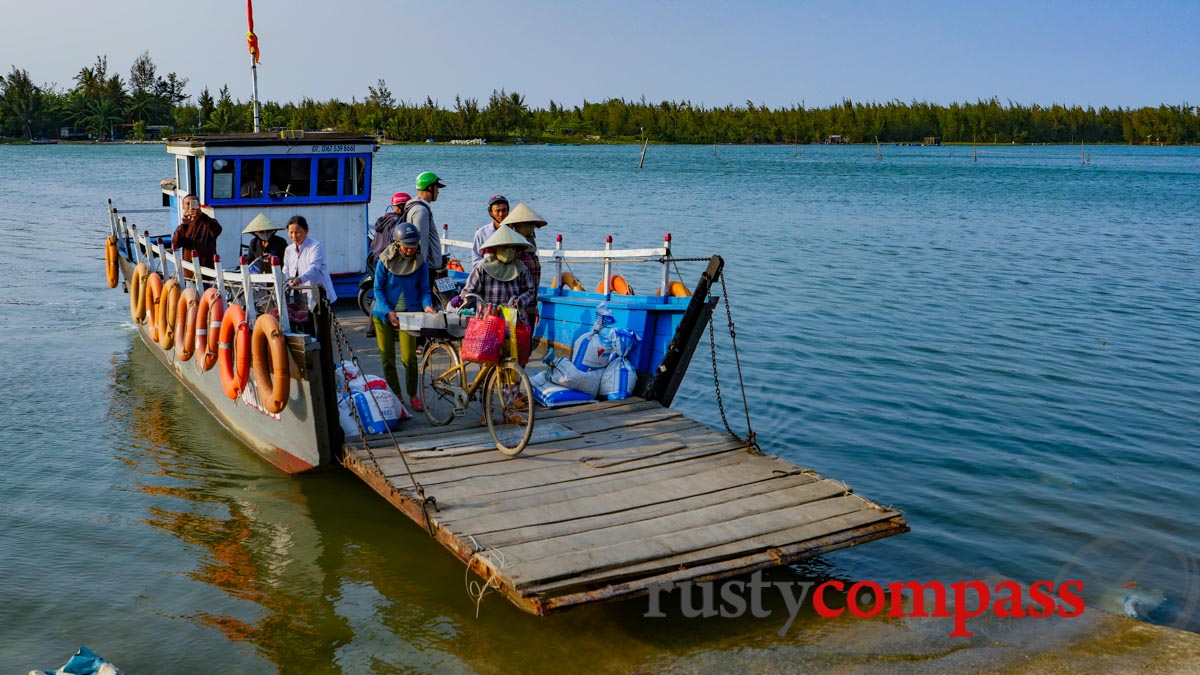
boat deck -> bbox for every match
[331,306,908,615]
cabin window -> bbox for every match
[239,158,266,198]
[344,157,366,196]
[210,159,235,199]
[176,157,189,194]
[316,157,339,196]
[186,157,199,197]
[204,152,369,205]
[270,157,311,197]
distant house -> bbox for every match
[923,136,942,146]
[825,134,847,145]
[60,126,89,141]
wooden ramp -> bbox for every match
[342,396,908,615]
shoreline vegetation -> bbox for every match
[3,54,1198,146]
[4,137,1196,148]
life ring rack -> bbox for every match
[218,304,251,399]
[252,313,291,414]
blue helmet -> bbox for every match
[396,222,421,247]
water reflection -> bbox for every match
[111,338,352,667]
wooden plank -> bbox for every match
[400,416,701,473]
[400,428,741,498]
[493,479,856,565]
[469,472,829,548]
[452,463,816,539]
[538,397,659,420]
[523,511,904,598]
[361,398,660,449]
[376,416,724,485]
[431,450,803,524]
[367,398,667,451]
[365,422,580,457]
[505,494,873,589]
[426,436,746,501]
[559,407,684,434]
[408,424,581,459]
[355,415,701,476]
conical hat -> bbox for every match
[499,202,547,228]
[481,225,533,252]
[242,212,281,234]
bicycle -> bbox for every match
[416,295,535,456]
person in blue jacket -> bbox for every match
[373,223,435,410]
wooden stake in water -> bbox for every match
[876,136,883,160]
[639,137,648,168]
[973,140,978,163]
[713,135,717,157]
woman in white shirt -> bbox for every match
[283,215,338,302]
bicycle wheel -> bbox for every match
[419,340,462,425]
[485,361,535,456]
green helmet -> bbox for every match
[415,171,446,191]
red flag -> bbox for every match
[246,0,260,63]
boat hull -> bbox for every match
[118,256,335,473]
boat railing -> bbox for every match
[112,202,295,335]
[440,224,686,298]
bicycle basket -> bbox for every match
[461,304,506,364]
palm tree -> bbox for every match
[208,105,237,133]
[86,98,122,138]
[124,89,160,124]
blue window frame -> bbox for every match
[205,154,371,206]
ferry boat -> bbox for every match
[102,130,907,615]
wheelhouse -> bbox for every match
[162,131,378,297]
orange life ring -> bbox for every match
[104,237,119,288]
[144,273,163,342]
[157,278,181,349]
[218,304,251,399]
[129,263,148,322]
[252,313,291,413]
[552,271,585,291]
[176,287,199,361]
[446,258,464,272]
[656,280,692,298]
[196,288,224,371]
[595,274,634,296]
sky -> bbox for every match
[2,0,1196,110]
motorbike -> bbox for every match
[357,251,378,318]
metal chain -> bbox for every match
[706,273,760,453]
[708,316,735,438]
[719,273,758,452]
[324,298,438,537]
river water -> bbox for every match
[0,143,1197,671]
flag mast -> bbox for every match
[247,0,262,132]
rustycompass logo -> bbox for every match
[644,572,1086,638]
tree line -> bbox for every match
[3,53,1198,145]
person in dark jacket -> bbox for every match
[373,222,434,410]
[370,192,412,258]
[172,194,222,272]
